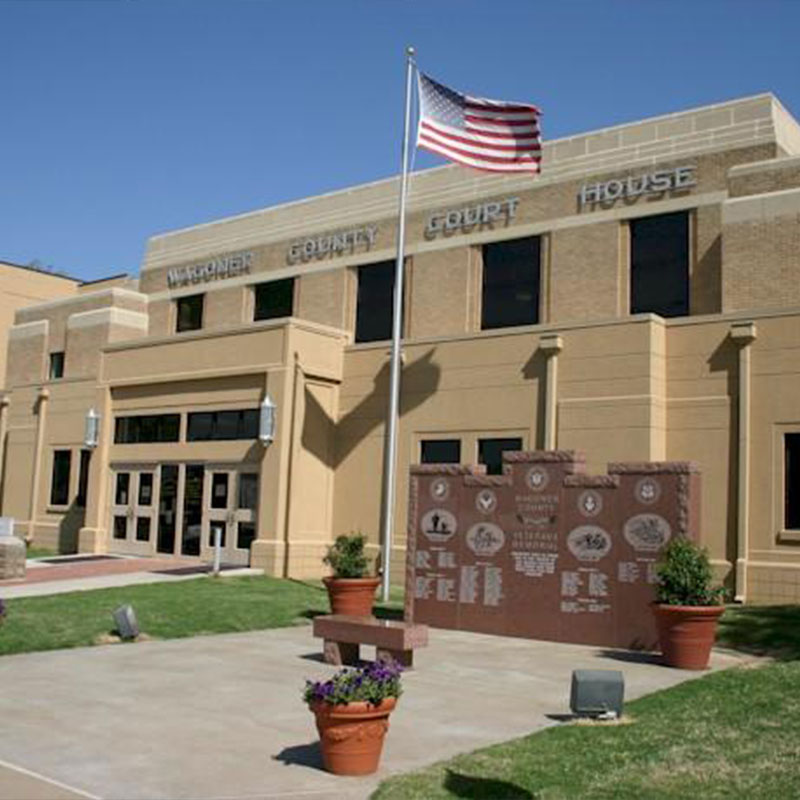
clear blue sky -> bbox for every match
[1,0,798,282]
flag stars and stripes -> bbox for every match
[416,72,542,174]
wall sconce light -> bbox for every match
[259,395,276,445]
[84,407,101,449]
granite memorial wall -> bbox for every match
[404,451,701,649]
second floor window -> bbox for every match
[630,211,689,318]
[115,414,181,444]
[254,278,294,321]
[176,294,204,332]
[187,409,259,441]
[49,352,65,380]
[355,260,398,343]
[482,236,541,330]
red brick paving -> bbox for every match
[0,556,205,587]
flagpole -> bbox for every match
[380,45,415,603]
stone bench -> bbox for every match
[312,614,429,669]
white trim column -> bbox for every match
[731,321,757,602]
[27,387,50,541]
[540,334,563,450]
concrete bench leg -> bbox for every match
[376,647,414,669]
[324,639,359,666]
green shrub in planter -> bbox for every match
[656,537,727,607]
[323,534,371,579]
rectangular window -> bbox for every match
[115,472,130,505]
[211,473,229,510]
[238,473,258,510]
[209,520,226,549]
[181,464,204,556]
[786,434,800,530]
[50,450,72,506]
[113,515,128,540]
[355,260,400,343]
[114,415,181,444]
[186,409,259,441]
[254,278,294,321]
[49,352,65,380]
[421,439,461,464]
[237,522,256,551]
[76,450,91,508]
[176,294,204,333]
[136,517,151,542]
[138,473,154,506]
[482,237,541,330]
[478,437,523,476]
[630,211,689,318]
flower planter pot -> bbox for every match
[311,697,396,775]
[652,603,725,670]
[323,576,380,616]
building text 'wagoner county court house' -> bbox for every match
[1,93,800,604]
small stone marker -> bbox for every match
[112,604,139,640]
[0,518,25,580]
[570,669,625,719]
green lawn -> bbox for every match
[374,605,800,800]
[24,546,56,560]
[0,575,401,657]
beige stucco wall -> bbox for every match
[3,93,800,604]
[0,263,79,390]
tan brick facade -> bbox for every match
[2,93,800,603]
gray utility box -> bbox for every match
[112,604,140,640]
[570,669,624,717]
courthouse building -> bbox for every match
[1,93,800,603]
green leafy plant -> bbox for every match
[655,537,727,606]
[304,660,402,707]
[323,533,371,579]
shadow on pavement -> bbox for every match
[595,648,662,665]
[273,742,325,771]
[444,769,533,798]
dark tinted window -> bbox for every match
[630,212,689,318]
[115,415,180,444]
[49,352,65,380]
[138,473,154,506]
[786,434,800,530]
[211,473,229,509]
[421,439,461,464]
[254,278,294,321]
[478,437,522,476]
[355,261,400,343]
[482,237,540,330]
[76,450,91,507]
[187,410,259,441]
[176,294,204,332]
[50,450,71,505]
[238,473,258,510]
[115,472,130,505]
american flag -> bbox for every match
[416,72,541,174]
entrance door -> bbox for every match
[201,468,258,566]
[110,467,159,556]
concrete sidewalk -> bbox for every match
[1,556,262,598]
[0,625,748,800]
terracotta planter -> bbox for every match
[323,576,380,616]
[311,697,397,775]
[652,603,725,670]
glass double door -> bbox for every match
[110,463,258,566]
